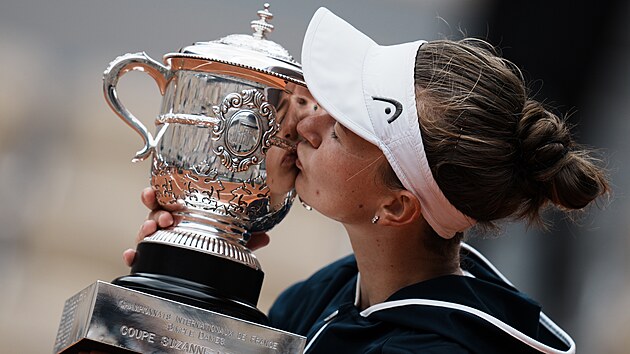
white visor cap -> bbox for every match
[302,8,476,238]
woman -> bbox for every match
[126,8,608,353]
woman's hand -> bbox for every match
[122,187,271,267]
[122,187,178,266]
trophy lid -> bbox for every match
[165,3,304,86]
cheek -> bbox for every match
[296,145,382,217]
[295,162,352,203]
[325,152,377,191]
[327,166,374,207]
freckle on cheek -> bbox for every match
[316,190,320,196]
[358,204,363,209]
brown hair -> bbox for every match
[407,39,609,230]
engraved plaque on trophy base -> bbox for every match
[53,281,305,353]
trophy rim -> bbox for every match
[164,53,305,87]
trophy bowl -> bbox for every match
[102,3,316,324]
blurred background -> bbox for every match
[0,0,627,353]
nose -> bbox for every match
[296,111,333,148]
[276,91,319,142]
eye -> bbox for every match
[385,107,392,114]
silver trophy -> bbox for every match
[54,4,315,353]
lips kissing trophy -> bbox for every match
[53,4,309,353]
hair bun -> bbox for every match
[516,100,608,213]
[518,100,572,176]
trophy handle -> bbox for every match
[103,52,172,162]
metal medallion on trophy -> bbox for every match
[54,4,315,353]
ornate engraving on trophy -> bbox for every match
[191,162,219,178]
[119,325,158,344]
[213,89,277,172]
[117,300,172,320]
[151,166,270,216]
[226,110,260,155]
[156,114,221,128]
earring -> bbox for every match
[371,215,380,224]
[299,196,313,211]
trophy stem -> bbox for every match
[113,240,268,325]
[147,224,262,270]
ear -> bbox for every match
[377,190,422,227]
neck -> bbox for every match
[344,220,461,310]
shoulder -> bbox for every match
[268,254,357,333]
[307,254,358,279]
[279,254,358,296]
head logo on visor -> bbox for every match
[371,96,403,124]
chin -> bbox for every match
[294,179,314,208]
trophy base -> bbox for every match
[113,273,268,325]
[117,241,267,324]
[53,281,305,353]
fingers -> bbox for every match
[127,187,183,269]
[147,210,174,229]
[136,220,157,244]
[141,187,183,227]
[122,248,136,267]
[125,220,156,266]
[246,232,270,251]
[141,187,159,210]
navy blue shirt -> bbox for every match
[268,244,575,353]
